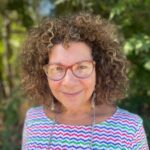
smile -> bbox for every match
[61,90,83,96]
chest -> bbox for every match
[26,122,134,150]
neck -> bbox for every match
[54,101,95,126]
[61,102,92,117]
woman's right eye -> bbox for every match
[48,65,63,72]
[54,66,64,72]
[56,66,63,70]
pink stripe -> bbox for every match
[27,145,48,149]
[110,117,137,126]
[94,128,133,139]
[53,131,91,138]
[94,135,131,145]
[57,124,91,130]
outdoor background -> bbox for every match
[0,0,150,149]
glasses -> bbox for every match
[43,60,95,81]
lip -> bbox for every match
[61,90,83,96]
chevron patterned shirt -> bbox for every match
[22,106,149,150]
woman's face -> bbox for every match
[48,41,96,110]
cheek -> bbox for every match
[82,71,96,92]
[48,80,60,93]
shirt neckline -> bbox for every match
[41,105,119,127]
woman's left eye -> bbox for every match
[78,65,87,69]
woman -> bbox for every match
[21,13,149,149]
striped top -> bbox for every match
[22,106,149,150]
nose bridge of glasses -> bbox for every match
[64,65,76,80]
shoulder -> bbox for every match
[24,106,46,125]
[112,107,143,132]
[116,107,143,124]
[116,108,149,149]
[25,106,43,118]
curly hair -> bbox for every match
[21,12,128,106]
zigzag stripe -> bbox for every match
[94,134,132,142]
[53,131,91,138]
[27,123,135,137]
[51,143,91,149]
[93,142,130,149]
[52,136,130,147]
[50,139,129,149]
[98,122,136,133]
[116,109,139,118]
[27,122,135,133]
[93,140,130,149]
[27,142,48,147]
[28,129,133,142]
[26,121,54,127]
[27,115,47,120]
[95,125,135,135]
[112,113,140,122]
[109,117,137,126]
[27,117,137,129]
[27,119,48,124]
[52,136,91,143]
[94,135,131,145]
[26,141,129,150]
[27,131,132,144]
[27,117,52,122]
[27,125,51,129]
[52,133,132,144]
[22,106,147,149]
[95,126,134,136]
[27,112,44,117]
[28,132,51,137]
[105,120,137,130]
[51,131,133,141]
[28,125,52,129]
[28,116,48,120]
[31,110,43,115]
[28,128,51,133]
[94,128,133,138]
[27,138,88,148]
[54,125,91,131]
[53,128,92,134]
[50,138,91,146]
[25,145,48,150]
[57,124,92,130]
[27,137,49,143]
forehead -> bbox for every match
[49,42,92,65]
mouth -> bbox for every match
[61,90,83,96]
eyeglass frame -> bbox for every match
[43,60,96,81]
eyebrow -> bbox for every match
[48,59,93,66]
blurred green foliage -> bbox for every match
[0,88,22,150]
[0,0,150,149]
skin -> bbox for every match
[44,41,116,125]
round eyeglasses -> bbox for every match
[43,60,95,81]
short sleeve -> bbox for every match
[131,117,149,150]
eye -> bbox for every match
[49,65,64,73]
[76,62,91,69]
[77,65,88,69]
[55,66,63,71]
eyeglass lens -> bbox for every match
[44,61,94,80]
